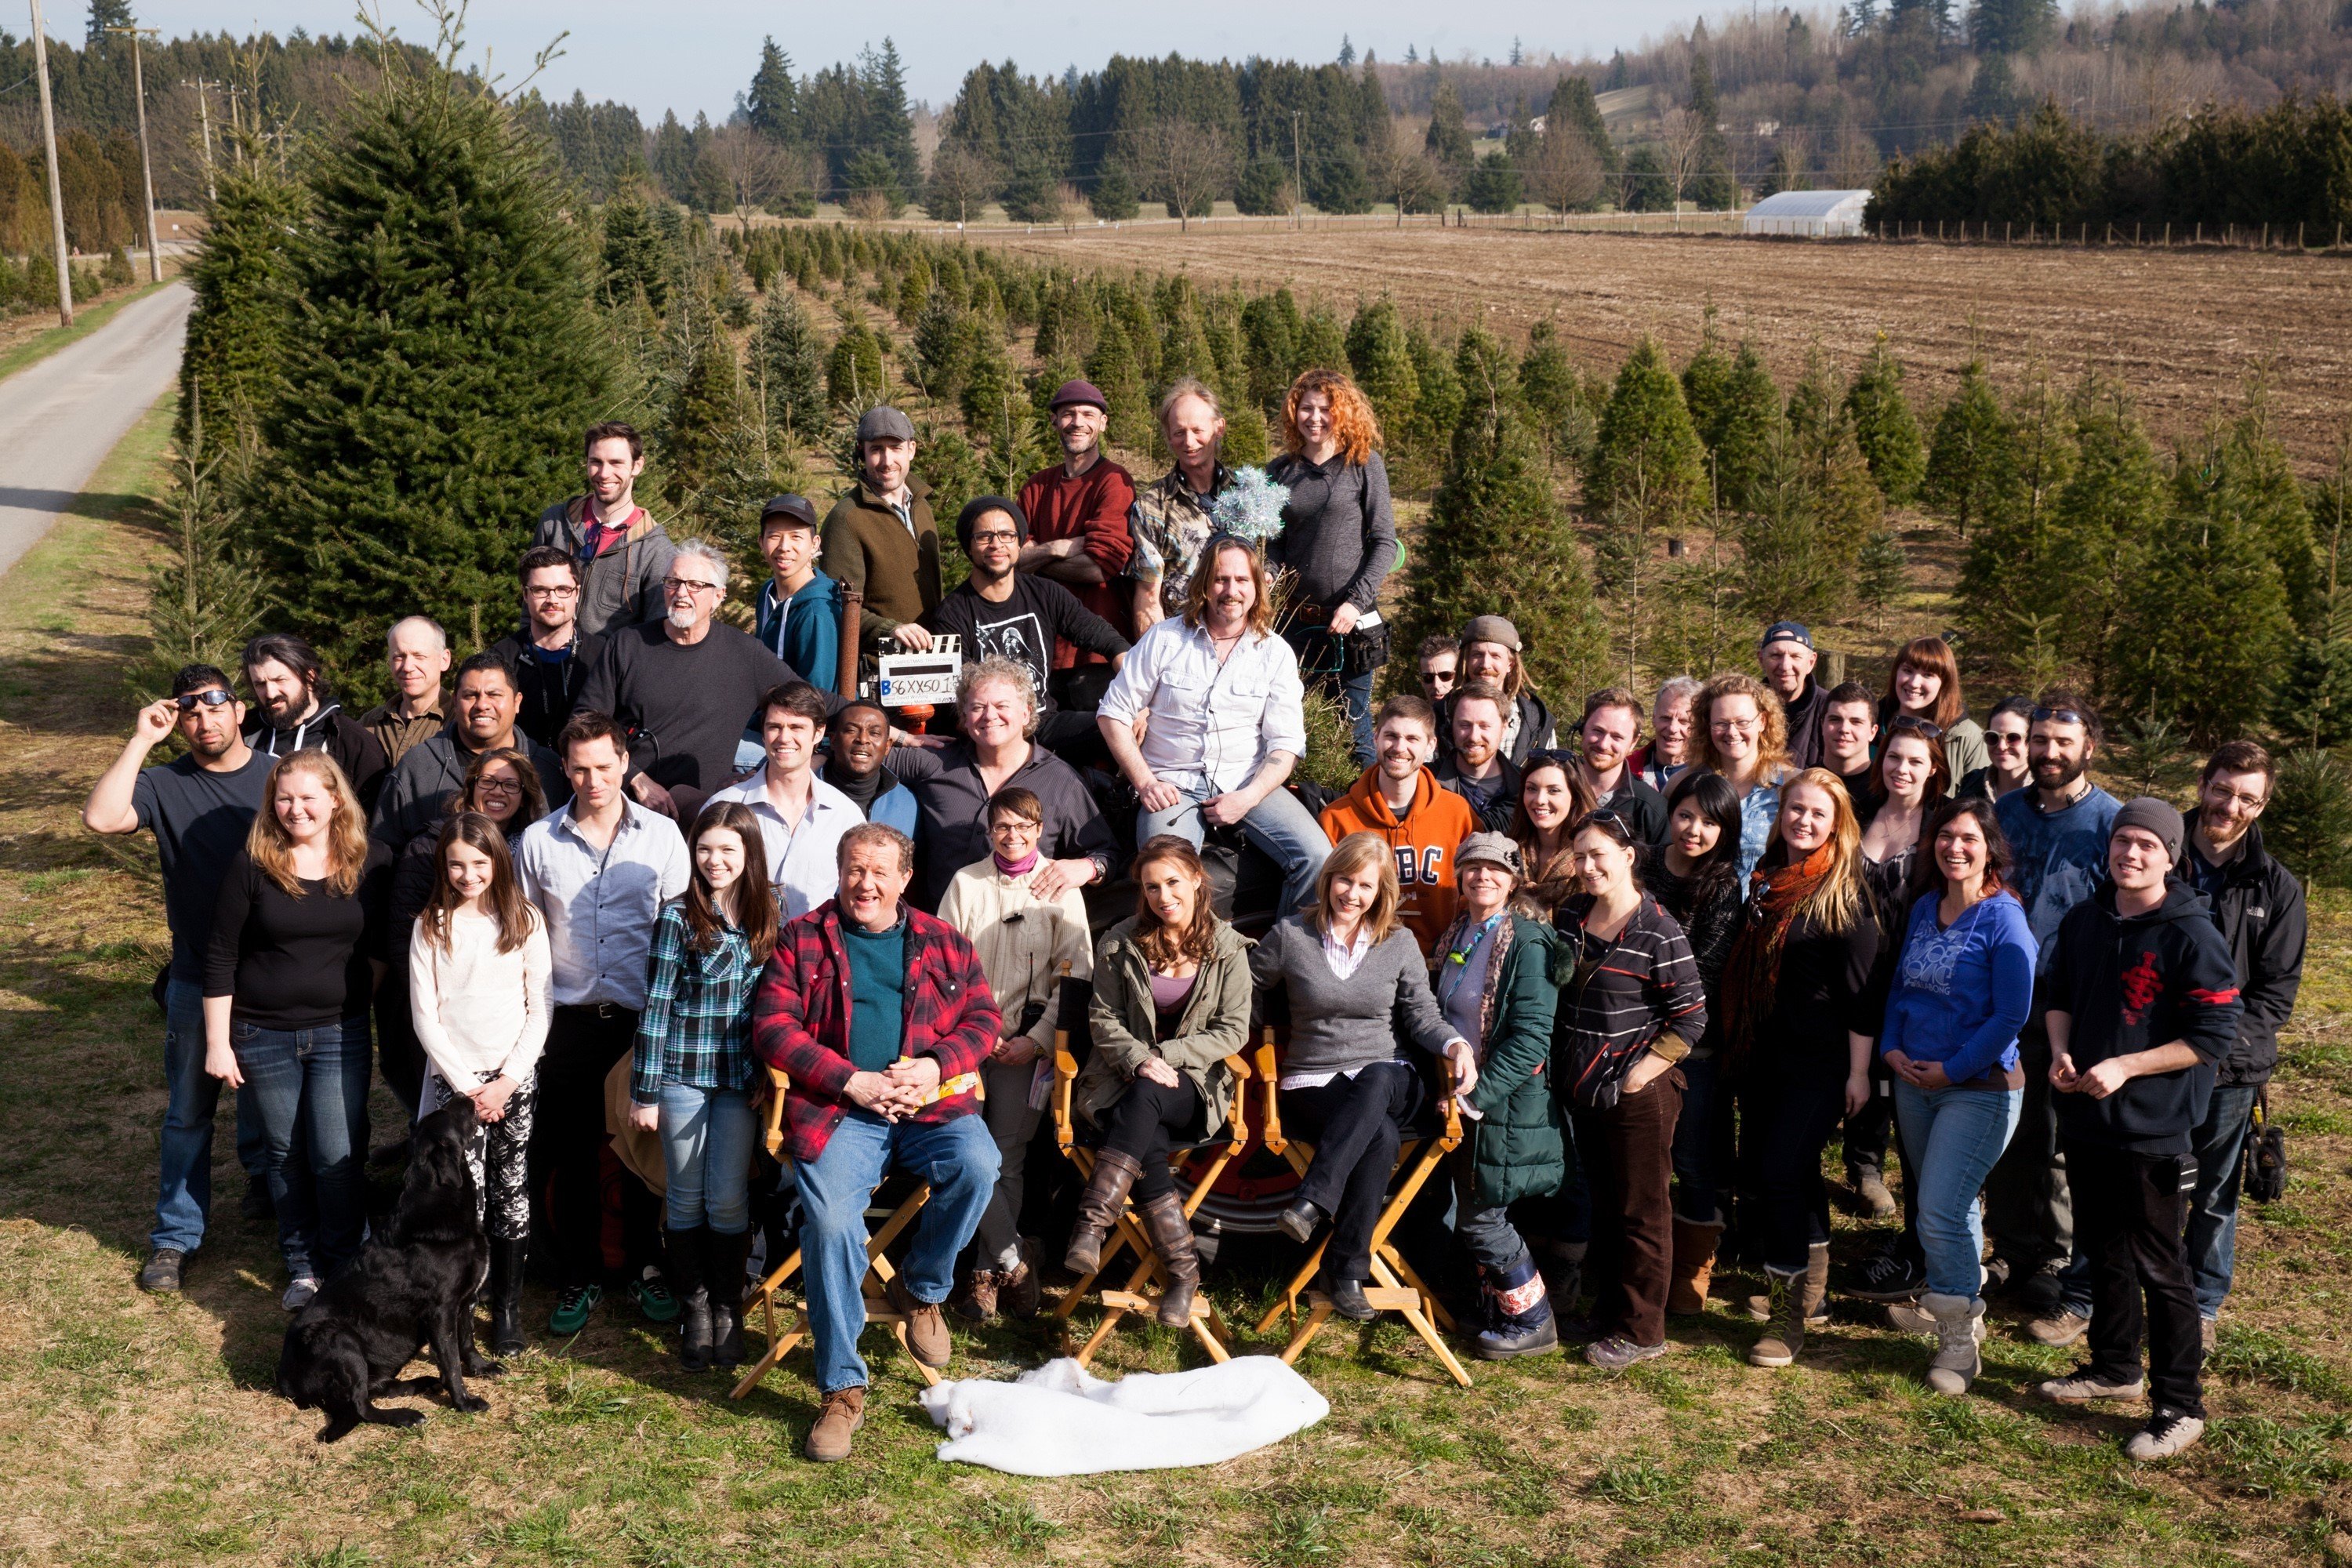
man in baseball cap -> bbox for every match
[1019,380,1137,678]
[1758,620,1824,771]
[757,495,843,690]
[821,407,941,656]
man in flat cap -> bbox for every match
[822,406,942,658]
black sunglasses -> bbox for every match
[1569,808,1635,844]
[2031,706,2088,726]
[1888,715,1943,739]
[174,690,237,712]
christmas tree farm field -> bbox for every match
[5,405,2352,1565]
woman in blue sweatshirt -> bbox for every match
[1878,797,2036,1396]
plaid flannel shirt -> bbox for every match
[752,900,1000,1163]
[631,902,764,1103]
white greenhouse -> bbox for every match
[1741,189,1873,237]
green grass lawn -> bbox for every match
[0,398,2348,1566]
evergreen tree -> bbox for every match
[1856,528,1909,637]
[1403,323,1464,477]
[1235,157,1292,216]
[826,323,888,408]
[1344,298,1420,449]
[1001,160,1065,224]
[1739,422,1850,624]
[1588,336,1706,528]
[1241,289,1303,412]
[749,289,826,442]
[246,23,604,688]
[176,160,307,452]
[1425,82,1474,193]
[1090,165,1139,220]
[1679,321,1735,452]
[1955,367,2074,681]
[1296,307,1349,377]
[653,285,797,564]
[2275,435,2352,748]
[860,38,922,194]
[143,405,264,692]
[1402,327,1606,700]
[957,314,1022,434]
[1083,316,1152,452]
[2263,750,2352,887]
[913,296,973,403]
[1709,342,1787,514]
[1465,151,1524,213]
[1546,76,1620,174]
[843,147,906,217]
[897,252,932,323]
[1686,48,1739,209]
[2113,434,2298,745]
[1519,319,1592,474]
[2048,376,2161,698]
[1156,299,1217,400]
[1843,335,1927,505]
[2208,388,2318,626]
[599,184,673,310]
[745,38,800,143]
[1923,358,2011,536]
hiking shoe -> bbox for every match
[999,1240,1043,1320]
[550,1283,602,1335]
[1888,1298,1987,1341]
[1586,1334,1668,1370]
[1848,1166,1898,1220]
[2038,1367,2147,1403]
[630,1268,680,1324]
[804,1385,866,1462]
[240,1172,274,1223]
[2125,1408,2206,1463]
[1475,1311,1562,1361]
[281,1276,321,1312]
[951,1270,1000,1323]
[138,1248,187,1294]
[887,1277,952,1367]
[1846,1247,1928,1304]
[2025,1308,2091,1348]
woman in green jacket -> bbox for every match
[1431,832,1563,1359]
[1067,836,1254,1326]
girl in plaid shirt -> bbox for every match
[630,802,779,1374]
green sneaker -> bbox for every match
[549,1282,601,1335]
[630,1268,680,1324]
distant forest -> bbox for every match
[3,0,2351,251]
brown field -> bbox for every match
[968,227,2352,472]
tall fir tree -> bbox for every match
[144,404,264,693]
[1424,82,1474,193]
[1296,307,1350,379]
[1708,342,1787,513]
[1842,335,1926,505]
[1240,289,1302,413]
[749,289,826,442]
[1588,336,1706,528]
[246,21,605,685]
[2048,376,2161,699]
[745,38,800,144]
[1685,47,1739,209]
[2275,434,2352,747]
[2207,388,2319,626]
[1403,323,1463,475]
[1546,76,1620,173]
[1343,298,1421,456]
[1955,367,2075,684]
[1083,315,1152,452]
[1922,358,2013,537]
[1519,319,1592,475]
[176,158,307,453]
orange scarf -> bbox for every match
[1721,840,1838,1069]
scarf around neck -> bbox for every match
[1720,840,1838,1067]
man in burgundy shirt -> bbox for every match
[1018,379,1137,685]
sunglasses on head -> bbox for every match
[1888,714,1943,739]
[174,690,237,712]
[2031,706,2087,726]
[1569,807,1635,843]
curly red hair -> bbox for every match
[1281,368,1382,466]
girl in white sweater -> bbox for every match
[410,811,550,1354]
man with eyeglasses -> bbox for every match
[533,420,679,634]
[492,546,608,749]
[2176,740,2305,1347]
[1958,695,2034,802]
[579,539,833,825]
[83,666,271,1295]
[1988,688,2121,1344]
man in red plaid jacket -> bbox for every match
[753,822,1001,1462]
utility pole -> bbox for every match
[27,0,72,324]
[107,22,163,282]
[188,79,218,202]
[1291,111,1303,230]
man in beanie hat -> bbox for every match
[1439,615,1556,769]
[924,496,1131,760]
[1018,379,1137,673]
[821,406,942,659]
[2036,794,2241,1462]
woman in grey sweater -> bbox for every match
[1256,833,1476,1319]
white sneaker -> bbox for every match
[281,1276,321,1312]
[2125,1409,2205,1462]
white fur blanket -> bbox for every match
[916,1356,1330,1475]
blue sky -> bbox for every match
[112,2,1722,119]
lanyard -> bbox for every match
[1436,914,1504,1014]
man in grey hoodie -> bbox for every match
[533,421,677,635]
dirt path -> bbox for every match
[971,228,2352,470]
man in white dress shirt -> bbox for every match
[1097,535,1329,917]
[710,681,859,918]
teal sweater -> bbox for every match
[842,916,906,1072]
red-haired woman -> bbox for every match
[1879,637,1987,782]
[1268,368,1396,768]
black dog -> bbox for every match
[275,1094,499,1442]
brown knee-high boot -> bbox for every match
[1134,1190,1201,1327]
[1063,1149,1144,1277]
[1668,1218,1726,1316]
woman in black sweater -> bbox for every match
[1719,769,1882,1369]
[205,750,391,1309]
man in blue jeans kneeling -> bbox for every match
[753,822,1000,1463]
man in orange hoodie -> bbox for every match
[1319,695,1476,956]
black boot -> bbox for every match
[670,1225,712,1373]
[1134,1191,1201,1327]
[487,1236,528,1356]
[1063,1149,1144,1277]
[708,1228,752,1370]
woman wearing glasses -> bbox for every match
[1878,637,1987,782]
[1690,672,1794,888]
[1958,695,2034,802]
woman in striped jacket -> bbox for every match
[1552,809,1708,1370]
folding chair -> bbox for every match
[731,1064,941,1399]
[1047,968,1253,1367]
[1249,1028,1473,1388]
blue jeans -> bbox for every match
[657,1083,758,1235]
[234,1016,372,1281]
[793,1109,998,1392]
[2187,1081,2262,1319]
[153,978,263,1254]
[1139,781,1331,919]
[1894,1080,2024,1299]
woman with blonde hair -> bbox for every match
[1719,769,1885,1368]
[1253,832,1477,1319]
[1065,835,1254,1327]
[1692,670,1794,887]
[203,749,391,1309]
[1268,368,1396,767]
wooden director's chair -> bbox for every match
[730,1064,941,1399]
[1249,1029,1473,1388]
[1048,967,1251,1367]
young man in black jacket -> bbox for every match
[2177,741,2307,1343]
[2038,797,2242,1463]
[490,546,607,750]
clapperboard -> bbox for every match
[876,635,962,707]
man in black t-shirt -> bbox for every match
[924,496,1129,763]
[82,665,272,1294]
